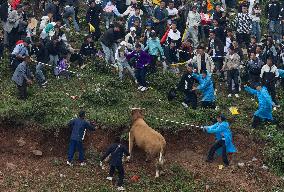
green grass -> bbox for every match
[2,163,204,192]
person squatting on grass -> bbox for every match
[67,111,96,166]
[203,114,237,166]
[100,137,130,191]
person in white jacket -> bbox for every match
[190,45,215,73]
[115,41,137,82]
[183,5,201,48]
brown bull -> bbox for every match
[128,108,166,178]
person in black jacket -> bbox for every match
[86,0,103,41]
[100,24,121,64]
[44,0,61,21]
[100,137,130,191]
[177,64,198,109]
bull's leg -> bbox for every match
[128,132,134,159]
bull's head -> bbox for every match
[130,108,145,122]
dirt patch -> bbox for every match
[0,123,283,192]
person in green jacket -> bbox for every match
[144,30,165,73]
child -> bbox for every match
[100,137,130,191]
[54,55,70,79]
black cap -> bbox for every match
[78,110,86,118]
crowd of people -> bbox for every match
[1,0,284,190]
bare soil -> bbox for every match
[0,123,283,192]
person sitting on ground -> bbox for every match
[54,55,71,79]
[67,110,96,166]
[176,64,198,109]
[192,70,216,109]
[203,114,237,166]
[100,136,130,191]
[244,83,274,128]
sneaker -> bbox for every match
[140,87,148,92]
[117,186,125,191]
[227,94,232,98]
[80,162,86,166]
[235,94,239,98]
[181,102,189,108]
[106,176,113,181]
[137,86,143,90]
[42,81,48,86]
[67,161,73,166]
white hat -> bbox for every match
[120,41,127,46]
[130,27,136,32]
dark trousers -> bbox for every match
[252,115,273,128]
[155,23,166,39]
[207,140,229,166]
[68,139,84,162]
[17,81,27,100]
[184,92,197,109]
[135,68,147,87]
[266,83,277,105]
[70,53,84,66]
[109,165,124,187]
[90,21,101,41]
[201,101,215,109]
[236,33,250,48]
[0,44,3,59]
[249,72,261,85]
[227,69,239,94]
[149,55,158,73]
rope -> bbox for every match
[31,58,80,75]
[147,115,204,130]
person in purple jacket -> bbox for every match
[127,43,151,92]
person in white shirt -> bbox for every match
[125,27,136,50]
[260,56,279,105]
[115,41,137,82]
[183,5,201,48]
[166,1,179,25]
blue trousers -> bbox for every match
[68,139,84,162]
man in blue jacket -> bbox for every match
[100,137,130,191]
[204,114,237,166]
[192,70,216,109]
[67,111,96,166]
[244,83,274,128]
